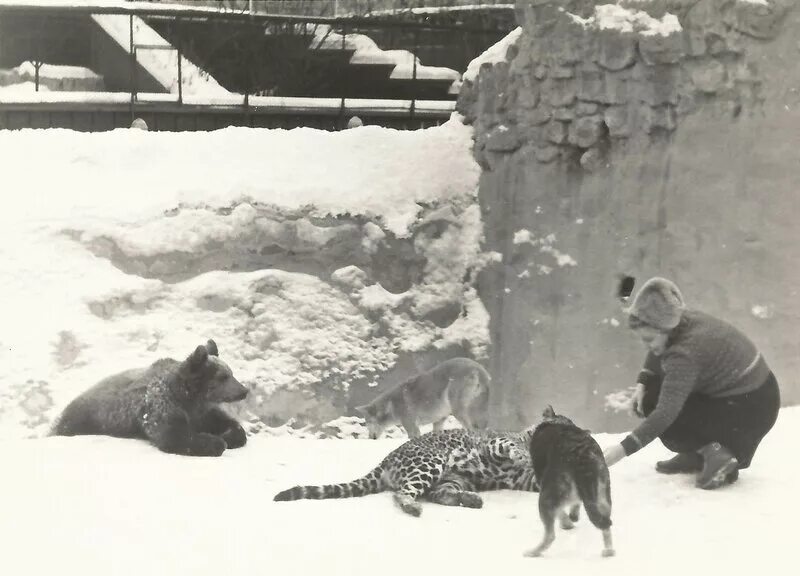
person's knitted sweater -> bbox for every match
[621,309,771,456]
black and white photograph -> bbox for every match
[0,0,796,574]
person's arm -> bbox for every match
[631,351,663,417]
[607,351,698,464]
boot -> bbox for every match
[655,452,703,474]
[696,442,739,490]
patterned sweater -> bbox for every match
[621,309,771,456]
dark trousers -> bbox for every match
[642,373,780,468]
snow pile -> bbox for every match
[0,81,50,95]
[463,26,522,83]
[0,62,103,94]
[0,118,486,438]
[568,3,683,36]
[0,406,796,575]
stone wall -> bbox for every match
[458,0,800,432]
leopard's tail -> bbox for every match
[273,465,385,501]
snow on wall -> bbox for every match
[567,4,683,37]
[463,26,522,83]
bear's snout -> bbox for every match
[227,379,249,402]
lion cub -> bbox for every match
[355,358,490,439]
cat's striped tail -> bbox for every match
[273,466,385,501]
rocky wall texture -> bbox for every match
[458,0,800,432]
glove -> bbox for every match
[630,383,646,418]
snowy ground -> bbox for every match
[2,407,796,576]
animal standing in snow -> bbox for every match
[51,340,248,457]
[273,427,538,516]
[525,406,614,558]
[354,357,490,439]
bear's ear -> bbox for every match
[188,345,209,369]
[542,405,556,419]
[206,339,219,357]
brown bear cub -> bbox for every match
[51,340,248,457]
[524,406,614,558]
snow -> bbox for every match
[512,229,578,267]
[1,406,797,575]
[91,13,230,96]
[0,0,229,95]
[0,81,50,95]
[14,61,98,80]
[369,4,516,17]
[0,88,456,117]
[0,117,484,438]
[463,26,522,83]
[0,0,223,13]
[0,62,104,93]
[310,25,461,84]
[568,3,683,37]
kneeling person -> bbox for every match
[603,277,780,489]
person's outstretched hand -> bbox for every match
[603,444,626,467]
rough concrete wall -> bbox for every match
[458,0,800,432]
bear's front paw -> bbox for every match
[192,433,226,457]
[222,425,247,449]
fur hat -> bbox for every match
[625,277,685,331]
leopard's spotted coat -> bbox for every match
[273,428,539,516]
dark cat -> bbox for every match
[524,406,615,558]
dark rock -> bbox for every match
[534,144,561,163]
[690,59,726,93]
[576,101,600,116]
[596,29,638,71]
[604,104,632,137]
[578,68,630,104]
[486,125,523,152]
[553,106,576,121]
[635,63,681,105]
[546,120,569,144]
[640,31,686,65]
[529,107,553,125]
[544,78,577,106]
[568,115,605,148]
[580,147,605,171]
[733,1,788,39]
[641,104,677,133]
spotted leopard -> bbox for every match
[273,427,539,516]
